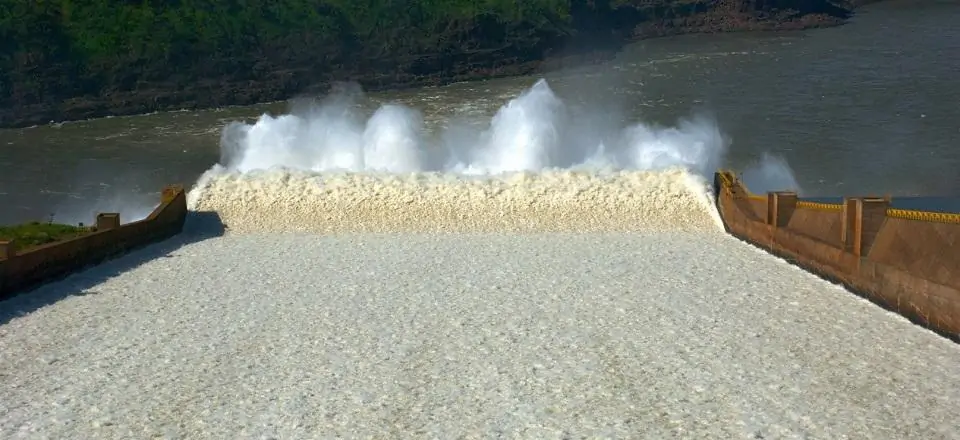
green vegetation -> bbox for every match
[1,0,571,60]
[0,222,92,251]
[0,0,853,126]
[0,0,572,97]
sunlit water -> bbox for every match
[0,0,957,225]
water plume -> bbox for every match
[188,79,792,233]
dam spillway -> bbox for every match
[1,169,959,439]
[1,73,959,438]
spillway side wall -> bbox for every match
[0,186,188,301]
[714,171,960,341]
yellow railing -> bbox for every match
[886,208,960,224]
[716,170,960,224]
[796,201,843,212]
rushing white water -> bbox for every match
[214,79,729,176]
[189,79,799,232]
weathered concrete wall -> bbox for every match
[714,171,960,341]
[0,185,187,301]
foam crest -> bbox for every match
[188,79,745,233]
[188,168,722,233]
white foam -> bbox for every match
[188,168,722,233]
[4,233,959,438]
[187,79,753,233]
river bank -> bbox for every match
[0,0,872,129]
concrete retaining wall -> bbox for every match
[0,185,188,301]
[714,171,960,341]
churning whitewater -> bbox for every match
[6,81,960,440]
[187,79,736,233]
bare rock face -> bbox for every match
[609,0,853,38]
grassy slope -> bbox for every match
[0,222,92,251]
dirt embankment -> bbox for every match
[0,0,862,128]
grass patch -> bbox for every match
[0,222,94,251]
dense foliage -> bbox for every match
[0,0,570,92]
[0,0,854,126]
[4,0,575,60]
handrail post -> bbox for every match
[0,240,15,259]
[843,197,890,257]
[860,197,890,257]
[96,213,121,230]
[842,197,856,253]
[768,191,798,228]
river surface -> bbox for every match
[0,0,958,225]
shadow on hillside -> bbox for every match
[0,211,225,327]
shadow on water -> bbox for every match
[0,211,225,327]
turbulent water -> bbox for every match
[0,0,957,226]
[188,80,737,233]
[3,5,960,437]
